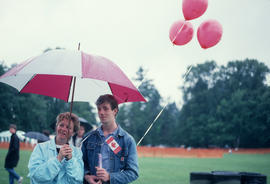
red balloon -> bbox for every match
[197,19,223,49]
[182,0,208,20]
[169,20,194,46]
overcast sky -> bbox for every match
[1,0,270,106]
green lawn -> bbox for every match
[1,149,269,184]
[1,149,32,184]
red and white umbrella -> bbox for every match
[0,49,146,104]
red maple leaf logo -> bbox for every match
[111,142,116,148]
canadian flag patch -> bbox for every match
[106,136,122,154]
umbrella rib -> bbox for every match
[66,76,73,102]
[67,76,76,144]
[20,74,37,92]
[69,76,76,112]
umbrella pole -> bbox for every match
[67,43,80,144]
[69,76,76,115]
[69,43,80,124]
[66,43,81,144]
[67,76,76,144]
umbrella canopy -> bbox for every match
[24,131,50,142]
[0,49,146,104]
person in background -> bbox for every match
[82,94,139,184]
[37,129,50,143]
[72,125,86,148]
[43,129,50,138]
[28,112,84,184]
[4,124,23,184]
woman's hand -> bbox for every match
[57,144,72,161]
[84,175,102,184]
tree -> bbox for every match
[157,102,180,146]
[0,62,21,130]
[118,67,164,145]
[179,59,270,148]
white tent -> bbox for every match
[0,130,25,142]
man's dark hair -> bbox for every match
[96,94,119,113]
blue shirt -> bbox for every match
[97,126,118,172]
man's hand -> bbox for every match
[96,167,110,182]
[84,175,102,184]
[57,144,72,161]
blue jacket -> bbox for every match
[28,139,84,184]
[81,125,139,184]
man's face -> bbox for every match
[56,119,74,142]
[97,102,117,125]
[9,128,15,134]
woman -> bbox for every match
[28,112,84,184]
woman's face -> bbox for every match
[56,119,74,144]
[77,126,85,138]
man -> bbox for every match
[82,94,139,184]
[5,124,23,184]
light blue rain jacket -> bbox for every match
[28,139,84,184]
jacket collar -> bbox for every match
[117,125,125,137]
[48,138,57,150]
[97,124,125,137]
[49,137,75,150]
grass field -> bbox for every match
[1,149,269,184]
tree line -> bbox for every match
[0,59,269,148]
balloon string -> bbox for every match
[137,104,167,146]
[172,20,186,44]
[184,65,192,80]
[136,65,193,146]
